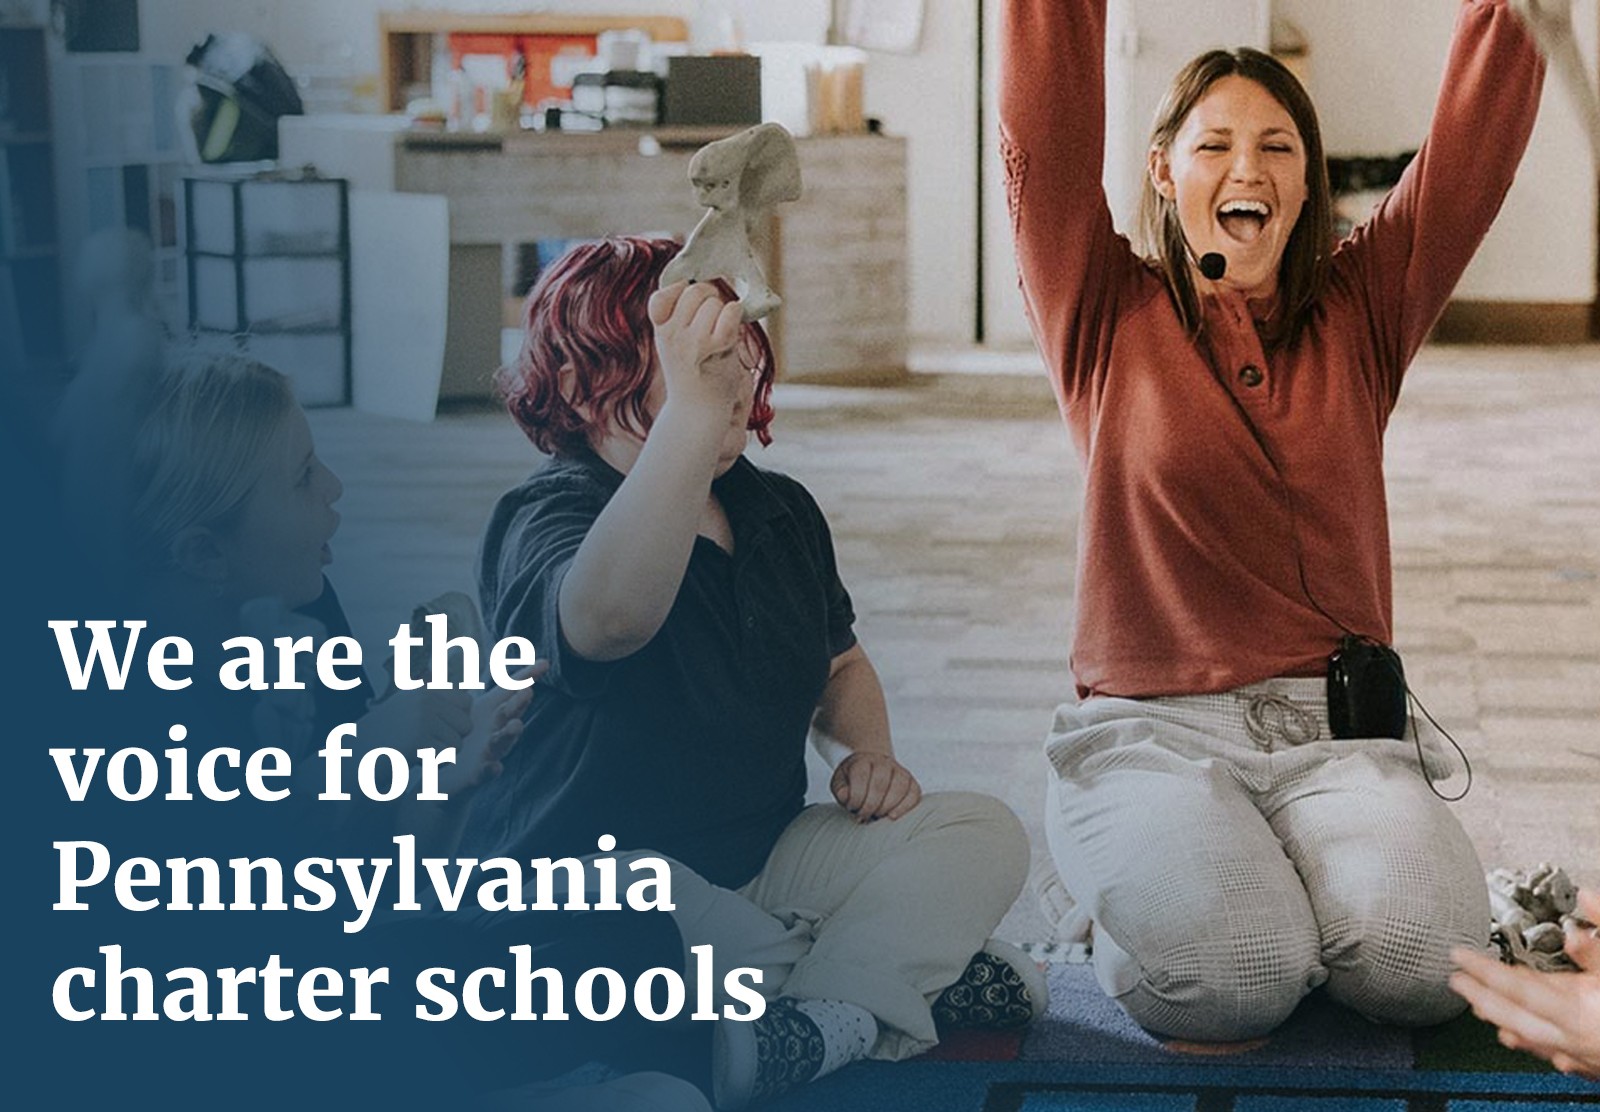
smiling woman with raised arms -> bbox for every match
[1002,0,1545,1042]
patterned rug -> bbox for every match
[766,964,1600,1111]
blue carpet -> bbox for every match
[767,1061,1600,1111]
[1019,964,1414,1069]
[761,963,1600,1111]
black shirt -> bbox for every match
[465,449,857,889]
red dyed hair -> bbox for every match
[498,235,777,456]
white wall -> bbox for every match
[858,0,979,345]
[1275,0,1596,303]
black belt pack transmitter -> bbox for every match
[1327,635,1408,740]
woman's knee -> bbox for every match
[1324,930,1475,1027]
[1341,973,1470,1028]
[1313,835,1487,1026]
[1283,771,1489,1026]
[1101,907,1324,1041]
[1320,885,1487,1027]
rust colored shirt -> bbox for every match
[1000,0,1543,698]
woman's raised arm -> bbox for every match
[1339,0,1545,391]
[1000,0,1143,403]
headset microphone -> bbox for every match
[1181,233,1228,281]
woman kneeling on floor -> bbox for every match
[1002,0,1544,1042]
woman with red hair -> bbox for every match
[469,236,1038,1109]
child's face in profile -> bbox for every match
[616,349,754,476]
[215,405,344,609]
[588,348,755,480]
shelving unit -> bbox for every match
[378,11,689,111]
[0,24,65,383]
[184,172,352,406]
[49,51,186,338]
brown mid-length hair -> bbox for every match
[1137,47,1333,350]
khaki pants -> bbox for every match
[1042,678,1487,1042]
[661,791,1028,1060]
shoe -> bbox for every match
[712,997,827,1110]
[932,938,1049,1031]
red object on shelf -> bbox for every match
[448,33,598,105]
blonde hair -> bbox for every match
[129,351,297,571]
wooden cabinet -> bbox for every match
[282,116,908,400]
[393,129,908,394]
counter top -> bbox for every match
[403,124,885,153]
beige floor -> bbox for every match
[311,343,1599,943]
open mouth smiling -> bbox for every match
[1217,199,1271,244]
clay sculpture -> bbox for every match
[660,122,802,321]
[1488,863,1593,972]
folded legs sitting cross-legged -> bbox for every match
[464,236,1040,1108]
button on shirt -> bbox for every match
[465,450,858,889]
